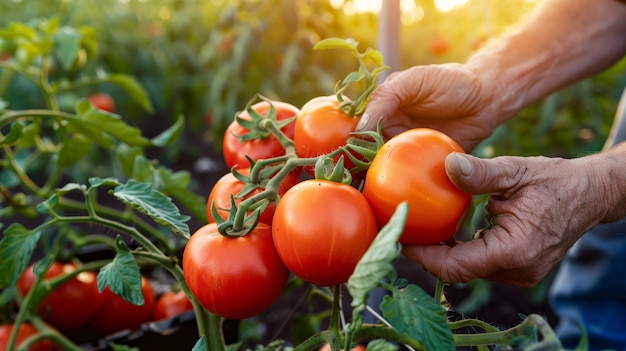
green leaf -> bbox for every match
[111,180,190,238]
[363,48,385,67]
[57,134,92,168]
[366,339,399,351]
[0,122,23,145]
[97,237,144,305]
[381,284,455,351]
[348,202,408,309]
[158,166,208,223]
[115,143,145,178]
[53,26,81,70]
[151,115,184,147]
[106,74,154,113]
[110,344,140,351]
[71,99,151,147]
[88,177,122,189]
[0,224,42,291]
[313,37,357,51]
[191,336,208,351]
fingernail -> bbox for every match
[356,113,370,131]
[451,153,472,177]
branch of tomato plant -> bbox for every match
[131,250,225,351]
[452,314,561,348]
[352,324,427,351]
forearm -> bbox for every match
[466,0,626,125]
[588,141,626,224]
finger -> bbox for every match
[402,238,501,284]
[445,153,530,196]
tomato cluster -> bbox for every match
[16,261,193,338]
[183,94,472,321]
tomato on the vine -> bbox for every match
[207,168,300,225]
[183,223,288,320]
[90,276,156,335]
[153,290,194,321]
[222,100,299,169]
[362,128,472,245]
[272,179,378,287]
[17,261,104,332]
[0,323,58,351]
[294,95,363,174]
[87,92,116,113]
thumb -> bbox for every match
[445,152,525,195]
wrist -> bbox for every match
[586,142,626,224]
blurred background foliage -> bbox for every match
[3,0,623,164]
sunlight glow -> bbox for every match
[330,0,424,24]
[434,0,469,12]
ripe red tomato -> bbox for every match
[272,180,378,287]
[362,128,472,245]
[293,95,363,174]
[90,276,156,335]
[207,168,300,224]
[0,323,58,351]
[153,290,194,321]
[183,223,288,320]
[17,261,104,331]
[87,92,116,112]
[222,100,299,169]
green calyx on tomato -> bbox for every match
[313,38,390,117]
[222,95,299,170]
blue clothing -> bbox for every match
[550,219,626,350]
[550,87,626,351]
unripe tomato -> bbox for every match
[183,223,289,320]
[0,323,58,351]
[207,168,300,225]
[363,128,472,245]
[153,290,194,321]
[88,92,116,113]
[17,261,104,331]
[293,95,363,174]
[272,180,378,287]
[222,100,299,169]
[90,276,156,335]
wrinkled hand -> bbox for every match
[402,151,624,287]
[357,63,504,152]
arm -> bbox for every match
[468,0,626,125]
[358,0,626,151]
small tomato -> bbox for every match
[0,323,58,351]
[222,100,299,169]
[87,92,116,113]
[153,290,194,321]
[17,261,104,331]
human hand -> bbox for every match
[357,63,506,152]
[402,151,626,287]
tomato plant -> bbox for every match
[90,276,156,335]
[294,95,364,174]
[17,261,104,332]
[183,222,289,320]
[272,179,378,287]
[363,128,472,245]
[87,92,116,112]
[207,168,300,225]
[222,98,299,169]
[153,290,194,321]
[0,323,57,351]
